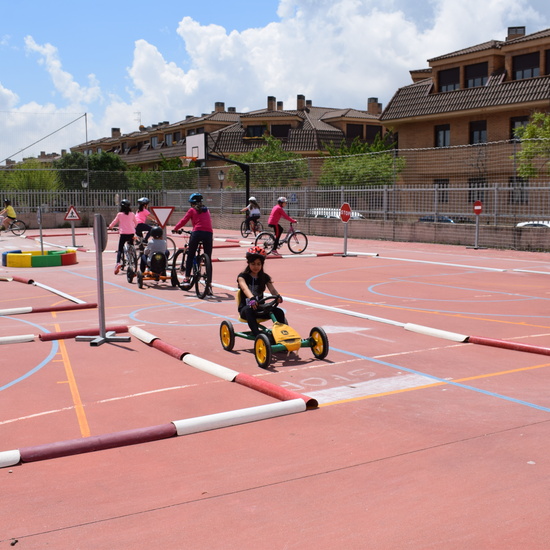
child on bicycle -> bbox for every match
[267,196,297,255]
[0,199,17,231]
[240,196,261,233]
[237,246,285,337]
[139,226,168,272]
[108,199,136,274]
[135,197,156,245]
[172,192,213,284]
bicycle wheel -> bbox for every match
[9,220,27,236]
[253,221,263,236]
[240,220,250,238]
[170,248,188,287]
[287,230,308,254]
[165,236,177,261]
[255,231,275,254]
[124,243,138,271]
[195,253,212,299]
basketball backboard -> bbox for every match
[185,133,207,162]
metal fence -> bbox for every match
[3,139,550,251]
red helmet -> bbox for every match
[246,246,267,262]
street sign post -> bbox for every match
[340,203,353,256]
[65,205,81,247]
[470,200,485,250]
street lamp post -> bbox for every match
[81,179,89,225]
[217,170,225,214]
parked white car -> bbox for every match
[516,221,550,228]
[305,207,365,220]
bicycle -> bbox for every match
[255,223,308,255]
[1,218,27,236]
[240,216,263,238]
[170,229,213,299]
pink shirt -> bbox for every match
[174,207,213,233]
[135,208,151,224]
[268,204,296,226]
[109,212,136,234]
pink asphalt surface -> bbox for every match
[1,227,550,549]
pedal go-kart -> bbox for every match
[219,295,329,368]
[136,252,171,289]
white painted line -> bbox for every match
[307,373,437,404]
[172,399,306,436]
[373,256,506,272]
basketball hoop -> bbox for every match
[179,156,198,166]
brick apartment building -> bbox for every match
[380,26,550,207]
[70,95,384,172]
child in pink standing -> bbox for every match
[108,199,136,274]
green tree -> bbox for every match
[227,135,309,188]
[319,135,404,187]
[514,112,550,179]
[0,158,60,191]
[53,151,130,190]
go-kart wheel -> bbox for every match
[220,320,235,351]
[137,270,144,289]
[254,333,272,369]
[126,266,135,284]
[309,327,329,360]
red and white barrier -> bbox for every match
[172,399,305,436]
[0,302,97,317]
[39,325,128,342]
[467,335,550,356]
[0,334,36,345]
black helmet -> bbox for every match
[3,199,10,205]
[119,199,131,213]
[150,226,163,239]
[189,192,203,204]
[138,197,149,205]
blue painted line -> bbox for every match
[331,346,550,413]
[0,318,58,392]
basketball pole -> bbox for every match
[207,153,250,199]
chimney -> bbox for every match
[111,128,121,138]
[267,96,276,110]
[214,102,225,112]
[277,101,284,111]
[297,94,306,110]
[367,97,383,116]
[228,107,236,113]
[61,149,67,156]
[306,99,312,107]
[506,26,526,41]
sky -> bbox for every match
[1,0,549,165]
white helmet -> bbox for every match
[278,196,287,203]
[248,196,257,202]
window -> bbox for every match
[508,176,529,205]
[513,52,540,80]
[165,134,173,147]
[366,125,382,143]
[468,177,486,203]
[546,50,550,75]
[173,131,182,142]
[151,136,158,148]
[465,62,488,88]
[434,179,449,204]
[271,124,291,138]
[245,125,265,138]
[346,124,363,140]
[469,121,487,144]
[438,68,460,92]
[510,116,529,139]
[435,124,450,147]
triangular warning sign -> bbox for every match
[64,205,81,221]
[150,206,175,229]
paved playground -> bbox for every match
[1,226,549,549]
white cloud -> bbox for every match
[1,0,549,162]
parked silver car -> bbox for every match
[305,208,364,220]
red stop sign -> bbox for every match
[340,203,352,223]
[473,200,483,215]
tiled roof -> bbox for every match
[428,40,503,63]
[381,75,550,121]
